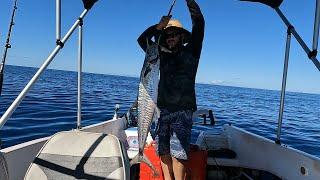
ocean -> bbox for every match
[0,65,319,157]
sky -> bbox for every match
[0,0,319,94]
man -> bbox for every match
[137,0,204,179]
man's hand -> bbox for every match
[156,16,172,30]
[185,0,194,4]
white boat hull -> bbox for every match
[1,118,320,180]
[204,124,320,180]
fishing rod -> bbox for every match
[168,0,177,16]
[0,0,19,96]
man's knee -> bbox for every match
[172,156,187,165]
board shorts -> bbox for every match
[155,109,193,160]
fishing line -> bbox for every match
[1,0,19,96]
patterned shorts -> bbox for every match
[155,109,193,160]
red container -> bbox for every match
[185,145,208,180]
[140,144,207,180]
[140,144,164,180]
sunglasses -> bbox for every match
[164,31,181,39]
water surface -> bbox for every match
[0,65,319,157]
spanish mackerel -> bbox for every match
[130,42,160,175]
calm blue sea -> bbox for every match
[0,65,319,157]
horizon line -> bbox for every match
[6,64,320,95]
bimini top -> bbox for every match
[240,0,283,8]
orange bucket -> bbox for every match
[140,144,164,180]
[139,144,207,180]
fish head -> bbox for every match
[141,43,160,80]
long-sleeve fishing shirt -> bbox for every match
[138,0,205,112]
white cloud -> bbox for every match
[210,80,226,84]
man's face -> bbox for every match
[165,29,181,50]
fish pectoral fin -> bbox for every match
[155,106,160,119]
[151,106,160,123]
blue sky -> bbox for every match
[0,0,319,94]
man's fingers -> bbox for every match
[165,15,172,21]
[161,15,171,23]
[157,15,172,30]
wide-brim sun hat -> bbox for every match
[161,19,191,44]
[164,19,191,37]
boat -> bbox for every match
[0,0,319,179]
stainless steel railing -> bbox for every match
[0,0,98,129]
[241,0,319,144]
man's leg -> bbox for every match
[169,110,193,180]
[155,109,173,180]
[170,132,189,180]
[160,155,174,180]
[172,157,187,180]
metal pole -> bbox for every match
[56,0,61,42]
[61,10,88,43]
[313,0,320,51]
[276,27,292,144]
[77,19,83,129]
[275,8,320,71]
[0,9,88,129]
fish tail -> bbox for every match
[130,153,160,177]
[141,154,159,176]
[130,154,140,166]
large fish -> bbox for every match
[130,42,160,175]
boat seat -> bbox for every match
[24,131,130,180]
[0,152,9,180]
[208,148,237,159]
